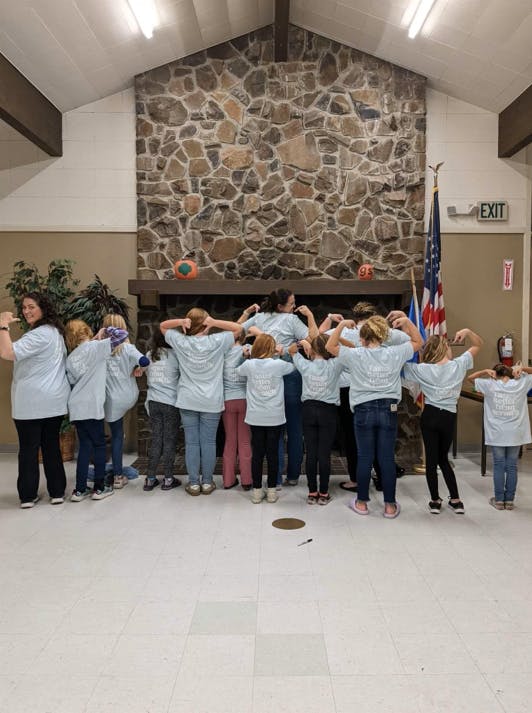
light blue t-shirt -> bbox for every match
[237,358,295,426]
[403,351,473,413]
[337,341,414,409]
[223,345,248,402]
[474,374,532,446]
[292,353,343,405]
[327,326,410,388]
[104,343,145,422]
[164,329,234,413]
[145,348,180,411]
[11,325,70,420]
[242,312,308,348]
[66,339,112,421]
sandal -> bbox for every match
[339,481,357,491]
[383,502,401,519]
[143,477,160,492]
[318,493,332,506]
[349,498,369,515]
[307,493,319,504]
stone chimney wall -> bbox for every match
[135,25,426,281]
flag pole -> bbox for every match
[410,266,426,474]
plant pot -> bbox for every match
[38,428,76,463]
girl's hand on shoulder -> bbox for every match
[295,305,312,318]
[451,329,468,344]
[132,367,143,377]
[340,319,355,329]
[287,342,298,356]
[275,343,284,356]
[328,313,344,323]
[242,344,251,358]
[243,303,260,316]
[486,369,497,379]
[387,310,406,323]
[391,316,409,330]
[93,327,107,340]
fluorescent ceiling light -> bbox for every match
[127,0,159,39]
[408,0,437,39]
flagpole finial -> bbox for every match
[428,162,444,186]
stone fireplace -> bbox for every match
[131,23,427,470]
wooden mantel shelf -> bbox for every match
[129,279,421,298]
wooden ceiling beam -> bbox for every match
[274,0,290,62]
[498,83,532,158]
[0,52,62,156]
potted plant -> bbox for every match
[63,274,131,332]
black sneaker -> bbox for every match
[428,499,442,514]
[448,498,465,514]
[161,477,181,491]
[143,477,160,492]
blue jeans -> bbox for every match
[278,370,303,482]
[492,445,520,502]
[108,418,124,476]
[180,409,221,485]
[354,399,398,504]
[75,419,106,492]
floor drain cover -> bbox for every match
[272,518,306,530]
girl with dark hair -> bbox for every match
[143,326,181,492]
[236,334,295,503]
[468,361,532,510]
[160,309,242,495]
[404,328,482,514]
[288,335,344,505]
[0,293,70,508]
[238,289,318,486]
[327,313,423,518]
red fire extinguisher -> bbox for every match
[497,333,513,367]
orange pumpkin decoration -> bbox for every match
[173,260,198,280]
[358,263,374,281]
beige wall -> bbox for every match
[442,232,525,450]
[0,232,137,446]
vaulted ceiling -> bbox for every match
[0,0,531,113]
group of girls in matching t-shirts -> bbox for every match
[61,289,532,516]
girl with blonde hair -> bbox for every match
[404,328,482,514]
[327,312,423,518]
[65,319,128,501]
[102,313,148,489]
[160,308,242,495]
[236,334,295,503]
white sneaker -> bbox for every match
[201,482,216,495]
[266,488,279,503]
[113,475,128,489]
[92,486,114,500]
[20,497,40,509]
[251,488,265,504]
[50,497,64,505]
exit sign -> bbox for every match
[477,201,508,221]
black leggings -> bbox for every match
[302,400,337,493]
[338,387,357,480]
[251,425,284,489]
[147,401,180,479]
[420,404,459,501]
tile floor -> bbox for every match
[1,451,532,713]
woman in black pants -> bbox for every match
[0,293,70,508]
[403,328,482,514]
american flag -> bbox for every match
[421,180,447,337]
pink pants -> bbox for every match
[222,399,252,487]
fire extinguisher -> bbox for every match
[497,333,513,367]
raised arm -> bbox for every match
[237,303,260,325]
[295,305,318,340]
[389,315,423,354]
[0,312,19,361]
[203,316,243,337]
[451,328,483,358]
[318,313,344,334]
[467,368,495,383]
[160,318,191,336]
[326,319,355,357]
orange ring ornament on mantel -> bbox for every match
[173,260,198,280]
